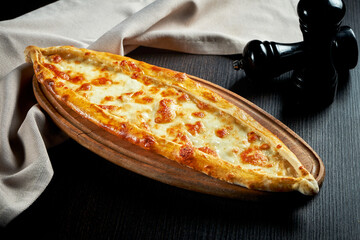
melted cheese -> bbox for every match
[43,55,291,177]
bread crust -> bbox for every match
[25,45,319,195]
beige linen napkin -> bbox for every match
[0,0,301,226]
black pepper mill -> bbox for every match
[233,0,358,110]
[292,0,345,108]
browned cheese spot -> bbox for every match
[155,99,176,123]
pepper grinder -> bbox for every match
[233,0,358,110]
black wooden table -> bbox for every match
[1,1,359,239]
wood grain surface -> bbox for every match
[2,0,360,239]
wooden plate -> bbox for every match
[33,75,325,201]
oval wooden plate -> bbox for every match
[33,75,325,201]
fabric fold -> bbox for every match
[0,64,67,226]
[90,0,301,55]
[0,105,54,226]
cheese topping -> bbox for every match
[42,54,294,177]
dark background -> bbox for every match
[1,0,359,239]
[0,0,57,21]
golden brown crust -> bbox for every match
[25,45,319,195]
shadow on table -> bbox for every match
[229,66,352,120]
